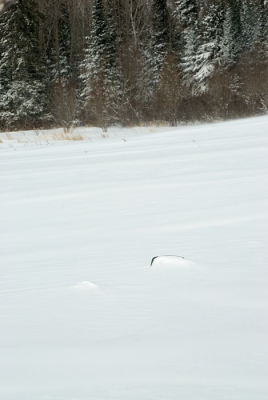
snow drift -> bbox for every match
[1,116,268,400]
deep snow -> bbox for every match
[1,117,268,399]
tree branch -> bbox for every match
[0,0,16,14]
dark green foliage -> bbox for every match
[81,0,122,130]
[257,0,268,52]
[56,3,72,82]
[175,0,198,30]
[0,0,48,129]
[151,0,170,50]
[147,0,171,91]
[223,0,243,63]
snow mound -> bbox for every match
[150,255,197,269]
[71,281,99,291]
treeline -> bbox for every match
[0,0,267,131]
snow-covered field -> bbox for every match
[1,117,268,399]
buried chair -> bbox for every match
[150,255,184,266]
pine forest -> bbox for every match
[0,0,267,131]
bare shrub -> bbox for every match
[153,53,183,126]
[237,47,268,114]
[49,81,78,132]
[83,69,110,132]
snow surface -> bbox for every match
[1,116,268,399]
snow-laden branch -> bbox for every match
[0,0,16,14]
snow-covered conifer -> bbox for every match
[257,0,268,53]
[174,0,198,32]
[81,0,122,131]
[222,0,243,65]
[141,0,171,114]
[240,0,260,50]
[175,0,199,90]
[47,2,80,130]
[49,3,72,85]
[150,0,170,86]
[183,1,225,93]
[0,0,48,130]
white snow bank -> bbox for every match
[1,115,268,400]
[0,125,179,147]
[150,255,197,269]
[71,281,99,291]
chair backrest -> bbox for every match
[150,255,184,266]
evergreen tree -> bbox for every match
[172,0,198,75]
[257,0,268,53]
[0,47,4,116]
[50,2,72,85]
[150,0,170,86]
[240,0,260,51]
[0,0,48,130]
[108,0,149,124]
[222,0,243,65]
[174,0,198,32]
[184,0,225,93]
[81,0,122,131]
[181,26,200,91]
[174,0,199,91]
[142,0,176,122]
[47,2,80,130]
[149,3,182,124]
